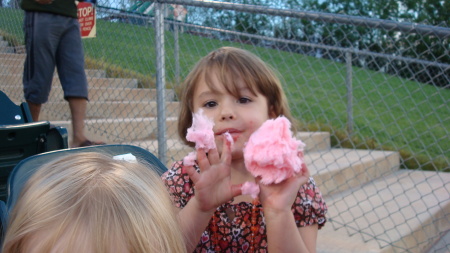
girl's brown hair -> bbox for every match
[178,47,294,147]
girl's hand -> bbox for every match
[258,163,310,214]
[185,137,242,213]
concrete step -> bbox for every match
[0,57,25,66]
[0,52,25,58]
[318,170,450,253]
[148,144,400,197]
[0,47,14,53]
[0,46,25,54]
[38,101,180,120]
[0,64,106,78]
[126,132,350,169]
[306,148,400,196]
[317,222,381,253]
[50,117,179,144]
[425,230,450,253]
[86,87,176,102]
[1,85,176,103]
[0,52,24,60]
[296,131,330,152]
[1,74,138,88]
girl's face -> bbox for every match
[192,74,275,160]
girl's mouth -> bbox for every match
[215,129,241,142]
[215,128,240,136]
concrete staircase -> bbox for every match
[1,38,449,253]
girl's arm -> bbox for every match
[259,164,318,253]
[176,197,217,252]
[177,139,242,252]
[264,208,318,253]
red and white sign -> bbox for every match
[77,2,96,38]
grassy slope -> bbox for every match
[0,8,23,44]
[1,7,448,170]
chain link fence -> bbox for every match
[0,0,449,252]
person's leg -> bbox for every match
[67,97,88,147]
[26,101,41,122]
[67,97,104,147]
[23,12,60,120]
[56,17,104,147]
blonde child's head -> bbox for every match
[178,47,294,147]
[2,152,186,253]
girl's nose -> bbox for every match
[219,98,236,121]
[220,105,235,120]
[221,113,234,120]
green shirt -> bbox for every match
[21,0,78,18]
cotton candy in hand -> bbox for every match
[223,131,234,147]
[241,181,260,199]
[183,151,197,166]
[183,132,233,166]
[243,116,305,185]
[186,109,216,151]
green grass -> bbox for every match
[0,8,24,45]
[1,7,448,171]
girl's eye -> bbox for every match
[238,97,251,104]
[203,101,217,108]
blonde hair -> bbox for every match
[2,152,187,253]
[178,47,294,147]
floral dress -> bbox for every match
[162,161,328,253]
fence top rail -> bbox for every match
[180,22,450,69]
[96,5,449,69]
[157,0,450,39]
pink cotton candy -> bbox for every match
[243,116,305,185]
[241,181,260,199]
[223,131,234,147]
[186,109,216,151]
[183,151,197,166]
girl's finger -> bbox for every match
[208,148,220,165]
[231,183,243,197]
[301,162,310,177]
[220,134,232,165]
[196,149,211,172]
[184,165,200,183]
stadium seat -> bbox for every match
[0,123,69,195]
[0,200,6,245]
[0,91,33,124]
[0,91,68,201]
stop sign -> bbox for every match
[77,2,96,38]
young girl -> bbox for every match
[162,47,327,252]
[3,152,187,253]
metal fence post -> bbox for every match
[155,1,167,165]
[346,51,353,134]
[174,23,180,86]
